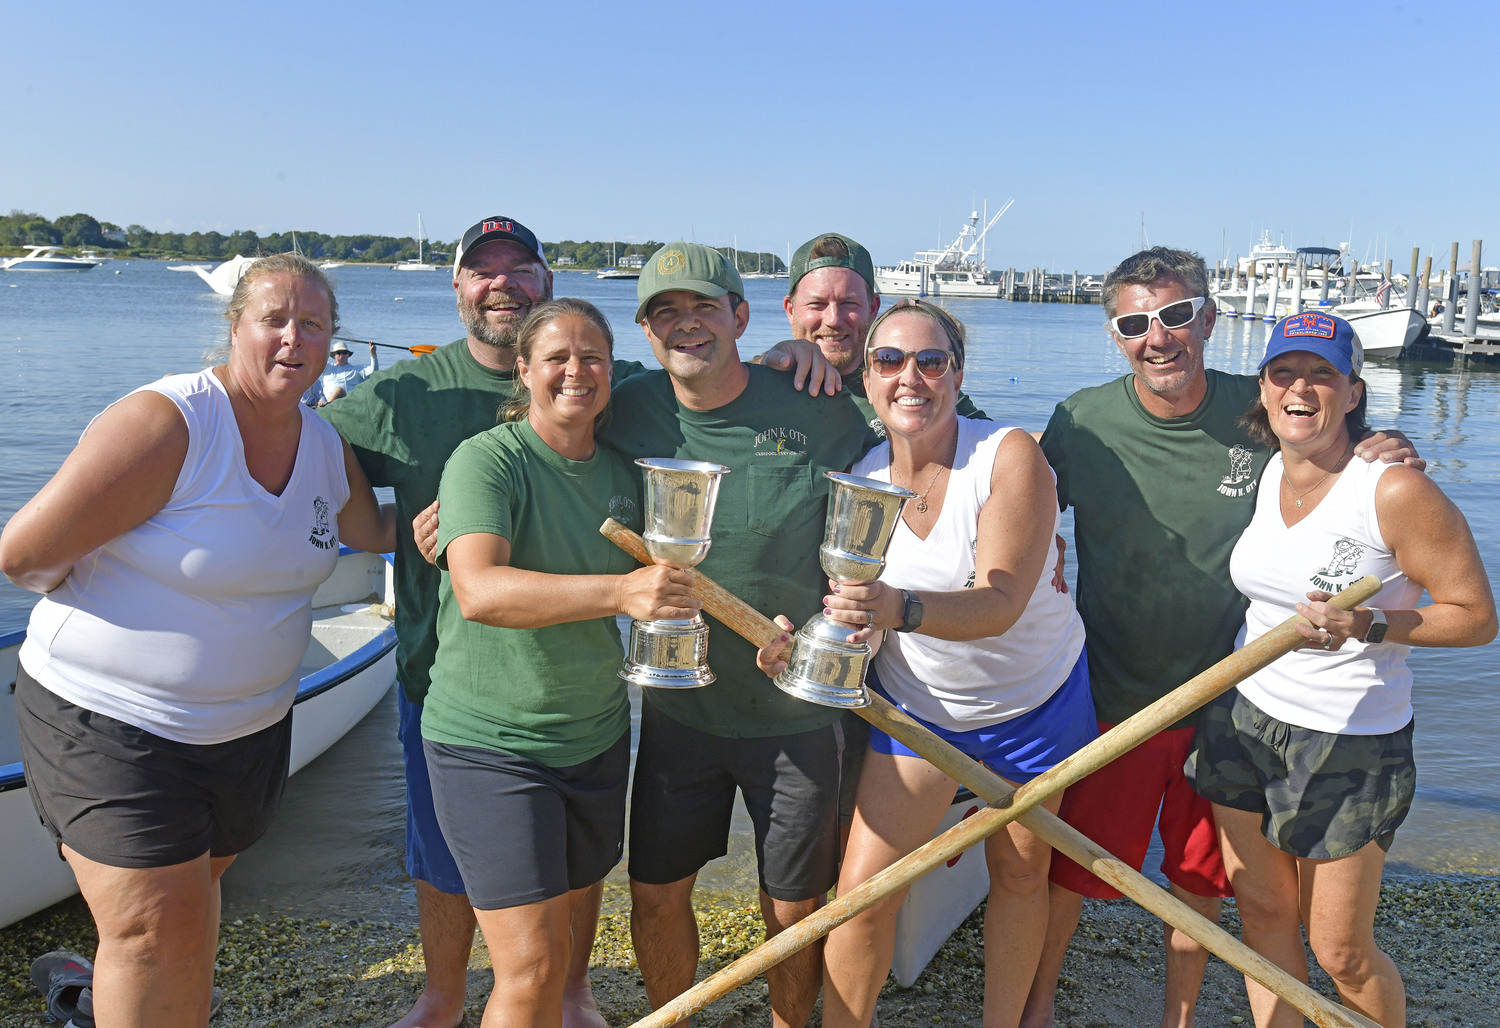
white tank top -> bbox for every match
[20,370,351,744]
[852,420,1086,731]
[1230,453,1422,734]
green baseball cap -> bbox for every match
[787,233,875,296]
[635,242,745,322]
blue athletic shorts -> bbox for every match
[868,647,1098,783]
[399,690,466,895]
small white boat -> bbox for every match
[875,201,1014,299]
[890,791,990,987]
[393,214,439,272]
[168,254,258,296]
[597,244,642,280]
[0,246,102,272]
[1335,304,1427,358]
[0,548,397,930]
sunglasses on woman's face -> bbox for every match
[1109,296,1207,339]
[866,346,956,379]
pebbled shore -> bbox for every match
[1,876,1493,1027]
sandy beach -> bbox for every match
[3,875,1492,1027]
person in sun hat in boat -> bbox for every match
[305,337,379,406]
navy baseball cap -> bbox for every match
[1260,312,1363,377]
[453,216,547,277]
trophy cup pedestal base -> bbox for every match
[620,616,714,690]
[774,614,873,709]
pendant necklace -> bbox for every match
[892,435,957,514]
[1283,447,1351,508]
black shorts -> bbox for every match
[16,664,292,868]
[424,732,629,910]
[628,702,843,902]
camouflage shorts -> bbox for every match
[1185,689,1414,860]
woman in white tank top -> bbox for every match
[0,255,394,1028]
[1189,314,1494,1028]
[760,301,1096,1028]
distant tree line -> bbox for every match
[2,211,787,273]
[546,240,785,274]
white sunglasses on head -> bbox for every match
[1110,296,1207,339]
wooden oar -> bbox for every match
[600,519,1384,1028]
[333,335,438,355]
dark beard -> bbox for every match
[458,285,553,352]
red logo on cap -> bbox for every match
[481,220,514,233]
[1283,313,1335,339]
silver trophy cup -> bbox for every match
[619,458,731,689]
[774,472,914,708]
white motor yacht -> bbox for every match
[0,245,102,272]
[874,201,1013,298]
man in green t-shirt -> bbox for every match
[603,242,876,1028]
[780,231,988,428]
[1021,247,1422,1028]
[779,232,992,848]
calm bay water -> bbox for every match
[2,260,1495,920]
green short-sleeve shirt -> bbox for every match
[319,341,646,703]
[1039,369,1268,727]
[601,365,879,738]
[421,419,643,765]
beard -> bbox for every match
[459,286,553,351]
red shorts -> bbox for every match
[1049,722,1231,900]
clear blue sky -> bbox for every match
[5,1,1494,272]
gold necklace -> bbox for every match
[1283,447,1352,508]
[892,435,957,514]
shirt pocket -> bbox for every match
[746,464,825,538]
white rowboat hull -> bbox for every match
[890,793,990,987]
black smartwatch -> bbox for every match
[897,589,924,633]
[1362,608,1389,644]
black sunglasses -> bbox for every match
[1109,296,1207,339]
[867,346,957,379]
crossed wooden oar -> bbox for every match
[600,518,1385,1028]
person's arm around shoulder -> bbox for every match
[444,531,702,630]
[1300,465,1497,648]
[751,338,843,396]
[0,391,188,593]
[335,439,397,554]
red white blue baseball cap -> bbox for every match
[1260,312,1363,377]
[453,216,547,277]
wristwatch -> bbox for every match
[1362,608,1389,644]
[897,589,924,633]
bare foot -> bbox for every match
[387,988,466,1028]
[1017,998,1055,1028]
[562,977,608,1028]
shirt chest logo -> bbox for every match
[1217,445,1258,498]
[753,427,808,457]
[309,496,337,549]
[608,494,639,526]
[1310,537,1364,592]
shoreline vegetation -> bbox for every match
[0,211,786,275]
[1,875,1492,1027]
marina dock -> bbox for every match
[1001,268,1104,303]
